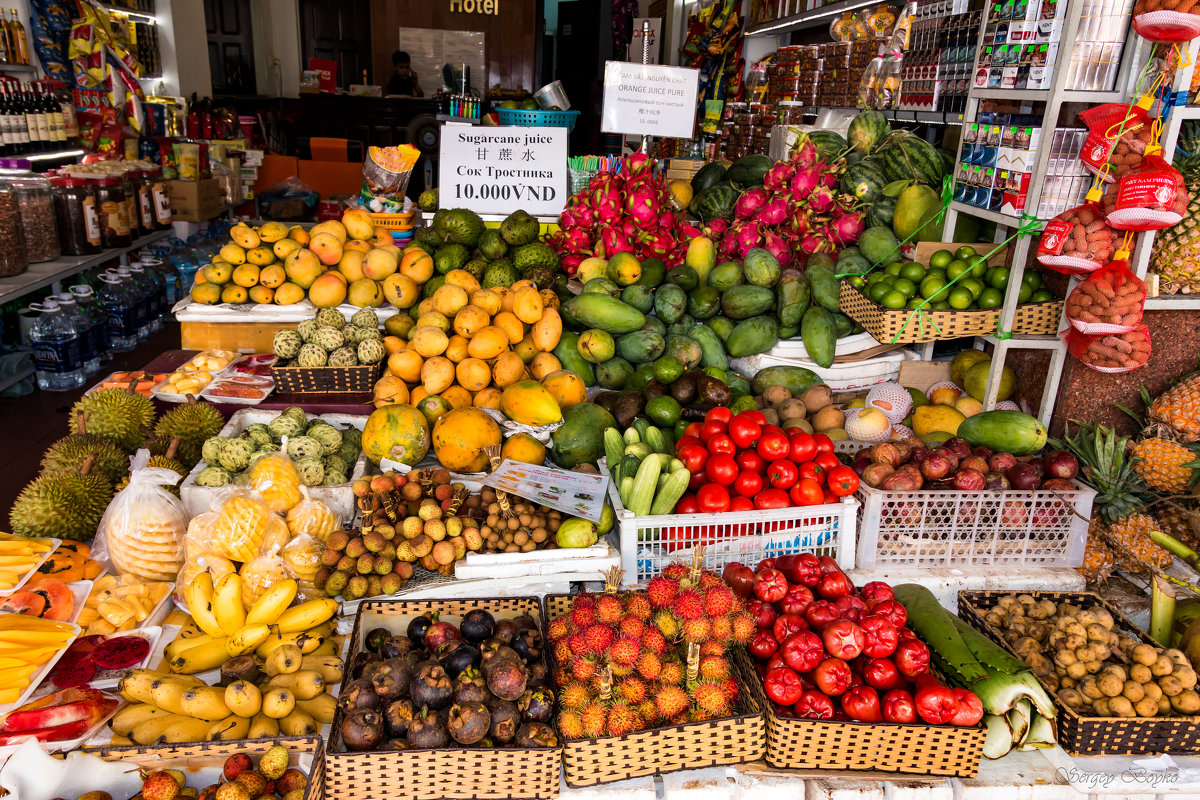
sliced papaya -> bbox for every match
[27,578,74,622]
[0,592,46,617]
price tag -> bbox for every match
[438,126,568,217]
[601,61,699,140]
[480,460,609,523]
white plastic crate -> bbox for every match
[855,480,1095,569]
[605,467,858,584]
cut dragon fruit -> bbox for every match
[90,636,151,670]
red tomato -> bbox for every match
[789,478,824,507]
[798,462,826,484]
[688,471,706,491]
[683,422,703,439]
[728,414,763,450]
[706,434,736,455]
[813,657,852,697]
[757,429,791,461]
[815,452,841,472]
[677,445,709,475]
[826,465,860,497]
[705,407,733,426]
[767,459,799,490]
[675,494,699,514]
[704,454,739,486]
[699,421,726,443]
[729,496,754,512]
[696,483,731,513]
[881,689,917,723]
[812,433,834,454]
[788,432,816,463]
[752,568,788,603]
[735,449,765,473]
[674,435,704,452]
[754,488,791,510]
[793,689,835,720]
[822,489,839,504]
[842,686,882,722]
[740,409,767,425]
[733,470,763,498]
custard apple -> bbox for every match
[295,457,325,486]
[217,438,255,472]
[307,422,344,455]
[323,453,349,474]
[246,450,271,470]
[357,338,386,365]
[257,442,279,453]
[296,343,328,367]
[201,436,228,465]
[350,308,378,329]
[339,441,359,465]
[273,330,303,360]
[355,325,381,342]
[342,426,363,449]
[243,423,273,448]
[315,308,346,329]
[287,435,323,461]
[283,407,308,424]
[296,319,318,341]
[323,469,348,486]
[268,413,305,441]
[194,466,231,487]
[312,325,345,351]
[327,346,358,367]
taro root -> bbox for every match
[368,658,413,702]
[518,687,554,723]
[406,706,450,749]
[379,635,417,659]
[447,702,491,744]
[341,708,384,751]
[384,698,415,738]
[487,698,520,743]
[407,613,436,644]
[339,679,380,713]
[453,667,489,705]
[491,619,519,644]
[410,663,453,709]
[460,609,496,643]
[510,629,543,665]
[486,659,528,701]
[514,722,559,748]
[365,627,390,653]
[441,643,481,679]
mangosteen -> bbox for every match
[406,706,450,749]
[526,662,548,688]
[514,722,559,748]
[485,659,528,701]
[368,658,413,702]
[340,708,384,752]
[407,613,436,644]
[410,662,453,709]
[447,702,492,745]
[460,609,496,643]
[453,666,488,705]
[350,651,381,679]
[510,629,543,665]
[518,687,554,723]
[424,620,461,650]
[365,627,391,653]
[486,698,520,743]
[382,739,410,750]
[384,698,415,738]
[492,619,519,644]
[379,634,416,659]
[338,679,380,713]
[441,643,481,679]
[511,613,538,632]
[480,642,521,668]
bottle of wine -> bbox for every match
[43,84,65,145]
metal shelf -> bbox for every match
[0,230,172,305]
[980,334,1062,350]
[947,201,1037,230]
[789,106,962,125]
[0,64,37,74]
[746,0,881,37]
[1144,294,1200,310]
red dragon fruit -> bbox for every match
[719,231,739,258]
[625,152,654,175]
[807,185,836,214]
[599,227,633,258]
[679,223,702,239]
[564,228,592,251]
[790,139,819,167]
[755,197,788,227]
[560,253,585,275]
[734,188,769,221]
[762,230,793,268]
[830,211,865,246]
[788,205,811,235]
[764,161,796,192]
[818,163,838,189]
[789,166,821,198]
[647,230,674,256]
[734,221,765,259]
[704,218,729,239]
[798,232,828,254]
[659,210,677,231]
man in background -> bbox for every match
[387,51,423,97]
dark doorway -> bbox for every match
[299,0,372,90]
[556,0,602,153]
[206,0,256,95]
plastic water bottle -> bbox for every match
[70,284,111,369]
[118,265,151,340]
[98,272,138,352]
[55,293,99,377]
[29,298,85,391]
[131,262,164,334]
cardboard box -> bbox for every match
[167,178,222,222]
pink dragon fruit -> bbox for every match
[734,222,764,259]
[755,197,788,227]
[564,228,592,250]
[830,211,865,246]
[599,227,633,258]
[790,139,818,168]
[734,188,769,221]
[647,231,674,256]
[807,186,836,214]
[704,218,729,239]
[788,205,810,235]
[818,163,838,189]
[719,231,739,259]
[560,253,586,275]
[679,223,703,239]
[596,197,623,224]
[788,166,821,200]
[764,161,796,192]
[762,230,793,268]
[625,153,653,175]
[659,210,677,231]
[798,233,827,255]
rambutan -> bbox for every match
[652,609,680,640]
[700,639,725,657]
[689,706,718,722]
[584,623,614,654]
[553,641,574,665]
[692,680,732,715]
[673,589,705,621]
[560,681,593,709]
[580,702,607,738]
[547,616,572,641]
[698,655,730,681]
[641,628,667,655]
[670,712,690,725]
[656,684,689,718]
[553,667,571,687]
[731,611,756,643]
[606,702,640,737]
[698,571,723,589]
[661,563,689,581]
[709,615,733,645]
[610,661,634,678]
[618,615,645,639]
[682,616,712,643]
[635,651,663,681]
[596,594,624,625]
[618,676,648,705]
[571,654,598,681]
[571,604,597,627]
[573,593,598,610]
[567,632,588,655]
[624,593,653,620]
[720,677,740,704]
[609,635,641,666]
[558,710,585,740]
[646,576,678,609]
[702,585,736,618]
[659,659,684,686]
[638,699,662,726]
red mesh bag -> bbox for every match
[1132,0,1200,42]
[1103,150,1188,230]
[1063,325,1151,373]
[1063,260,1146,335]
[1036,204,1114,273]
[1079,104,1153,182]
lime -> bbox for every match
[929,249,953,269]
[986,266,1010,290]
[849,275,867,290]
[645,395,683,427]
[907,296,925,310]
[654,355,685,383]
[955,246,978,261]
[946,259,970,281]
[1017,282,1033,303]
[891,277,917,298]
[978,287,1003,308]
[926,268,947,282]
[704,366,727,383]
[948,287,974,310]
[900,262,926,282]
[933,301,951,310]
[881,290,907,309]
[920,276,948,301]
[867,282,893,304]
[969,257,988,279]
[1025,271,1044,289]
[960,278,984,299]
[1030,289,1054,303]
[885,262,904,277]
[868,271,890,285]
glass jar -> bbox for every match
[0,178,28,276]
[51,176,101,256]
[120,168,143,239]
[94,176,132,248]
[147,168,172,229]
[0,158,59,263]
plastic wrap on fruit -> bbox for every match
[1079,103,1152,181]
[0,687,118,745]
[1132,0,1200,43]
[175,551,236,605]
[281,533,326,600]
[92,450,189,583]
[1103,149,1189,231]
[285,486,342,543]
[239,549,291,609]
[207,488,275,563]
[241,444,303,513]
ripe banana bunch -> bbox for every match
[176,575,339,674]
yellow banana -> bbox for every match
[256,625,332,659]
[249,711,279,739]
[161,716,213,744]
[264,644,303,677]
[207,715,251,741]
[267,670,326,701]
[278,707,318,736]
[211,573,246,635]
[130,713,189,745]
[109,734,133,746]
[184,572,223,638]
[110,703,172,736]
[297,693,337,724]
[261,687,295,719]
[151,679,190,715]
[226,623,273,657]
[275,598,338,633]
[300,655,344,684]
[307,637,339,657]
[180,686,232,721]
[245,579,297,625]
[119,669,168,704]
[168,636,231,675]
[165,632,223,662]
[224,680,263,718]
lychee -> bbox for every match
[674,590,704,621]
[596,594,624,625]
[646,576,678,609]
[618,615,645,639]
[583,623,614,654]
[635,651,662,681]
[693,680,731,715]
[559,680,592,709]
[623,593,653,620]
[606,702,640,737]
[580,702,607,738]
[223,755,253,782]
[618,676,648,705]
[558,710,585,740]
[703,585,736,618]
[258,744,290,780]
[698,655,730,681]
[682,616,711,643]
[661,563,689,581]
[142,773,181,800]
[609,635,641,666]
[655,684,689,718]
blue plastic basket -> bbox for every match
[496,108,580,131]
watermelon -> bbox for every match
[689,181,739,222]
[726,155,773,188]
[867,195,897,229]
[847,111,890,154]
[878,131,945,186]
[808,131,848,161]
[691,162,727,194]
[839,161,888,205]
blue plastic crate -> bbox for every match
[496,108,580,131]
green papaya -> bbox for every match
[726,316,779,357]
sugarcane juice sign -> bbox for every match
[439,127,568,216]
[601,61,699,140]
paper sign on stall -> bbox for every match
[480,460,609,522]
[601,61,699,140]
[438,126,568,216]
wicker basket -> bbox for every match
[839,281,1063,344]
[93,736,325,800]
[959,589,1200,756]
[732,648,985,776]
[272,362,382,394]
[541,594,765,787]
[325,597,560,800]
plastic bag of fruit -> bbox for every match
[285,486,341,543]
[281,533,326,600]
[1063,325,1151,373]
[1036,203,1115,273]
[239,547,291,609]
[1064,260,1147,335]
[1102,150,1189,230]
[93,450,189,582]
[1079,103,1153,182]
[1133,0,1200,42]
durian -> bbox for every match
[40,428,129,485]
[10,454,114,540]
[142,433,201,469]
[70,388,155,452]
[116,439,188,494]
[154,398,224,451]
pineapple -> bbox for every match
[1157,500,1200,551]
[1080,527,1116,583]
[1151,145,1200,294]
[1129,436,1200,494]
[1148,372,1200,443]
